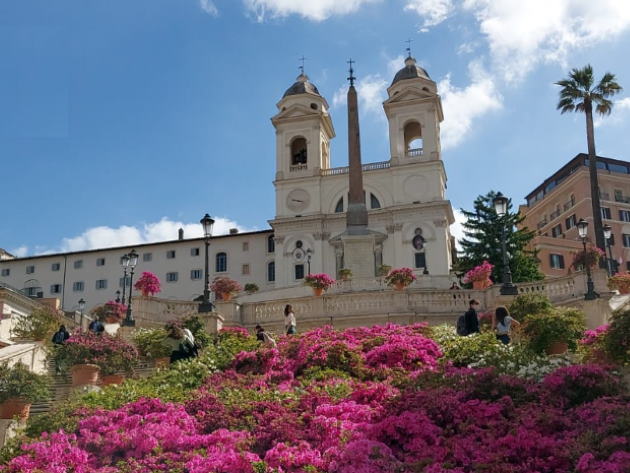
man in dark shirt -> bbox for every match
[464,299,481,335]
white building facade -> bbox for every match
[0,57,455,312]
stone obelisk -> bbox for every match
[340,60,378,278]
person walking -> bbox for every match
[493,306,520,345]
[284,304,297,335]
[51,325,70,345]
[464,299,481,335]
[166,326,195,363]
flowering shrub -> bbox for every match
[55,331,138,375]
[522,308,586,354]
[572,245,605,269]
[210,276,243,300]
[384,267,416,287]
[303,273,336,290]
[132,328,172,359]
[542,364,624,407]
[604,307,630,366]
[134,271,161,296]
[91,301,127,323]
[462,260,494,283]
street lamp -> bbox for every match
[492,192,518,295]
[78,298,86,330]
[603,224,615,276]
[577,218,598,300]
[120,254,130,305]
[306,248,313,275]
[199,213,215,313]
[123,249,139,326]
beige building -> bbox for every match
[0,56,456,312]
[521,153,630,277]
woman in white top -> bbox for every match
[493,306,520,345]
[284,304,297,335]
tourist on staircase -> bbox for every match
[284,305,297,335]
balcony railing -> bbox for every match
[406,148,423,157]
[550,209,561,219]
[537,218,548,229]
[289,164,308,172]
[563,199,575,211]
[320,160,390,177]
[615,195,630,204]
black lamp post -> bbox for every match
[577,218,598,300]
[123,249,138,326]
[603,224,615,276]
[78,298,85,330]
[120,254,130,305]
[306,248,313,275]
[492,192,518,295]
[199,213,215,313]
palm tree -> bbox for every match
[556,65,622,253]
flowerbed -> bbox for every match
[2,325,629,473]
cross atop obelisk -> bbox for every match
[345,59,368,235]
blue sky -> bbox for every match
[2,0,630,256]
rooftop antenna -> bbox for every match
[347,58,356,86]
[405,38,413,58]
[299,55,306,75]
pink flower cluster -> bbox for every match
[304,273,336,290]
[134,272,161,296]
[210,276,243,298]
[580,324,610,346]
[384,267,417,287]
[463,260,494,283]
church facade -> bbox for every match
[0,56,456,312]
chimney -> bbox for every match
[178,228,184,240]
[229,228,239,235]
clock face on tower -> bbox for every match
[286,188,310,212]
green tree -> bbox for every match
[556,65,622,252]
[457,190,543,283]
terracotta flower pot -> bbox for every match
[546,341,569,355]
[221,293,232,302]
[312,287,324,296]
[618,286,630,295]
[472,280,491,290]
[71,364,101,387]
[155,357,170,369]
[0,398,31,420]
[100,374,125,386]
[393,282,406,291]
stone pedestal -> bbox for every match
[200,312,224,334]
[0,418,24,448]
[341,234,378,279]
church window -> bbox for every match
[335,198,344,213]
[291,137,308,165]
[310,103,318,110]
[295,240,303,249]
[404,121,423,157]
[216,252,227,272]
[267,235,275,253]
[370,193,381,209]
[267,261,275,282]
[295,264,305,280]
[414,252,426,269]
[412,228,425,250]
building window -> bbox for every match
[242,264,250,275]
[119,277,131,288]
[51,263,61,271]
[565,214,576,230]
[167,250,176,259]
[414,252,426,269]
[370,193,381,209]
[609,233,615,246]
[620,210,630,222]
[295,264,305,280]
[73,281,84,292]
[267,261,275,282]
[615,189,624,201]
[26,265,35,274]
[74,260,83,269]
[623,234,630,248]
[216,252,227,272]
[190,269,202,280]
[191,248,200,256]
[50,284,62,294]
[143,253,153,262]
[96,258,106,267]
[25,287,39,297]
[601,207,612,220]
[166,272,178,282]
[242,242,249,252]
[290,137,307,165]
[1,269,9,276]
[335,198,344,213]
[549,254,565,269]
[95,279,108,290]
[551,224,563,238]
[267,235,275,253]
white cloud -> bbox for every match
[244,0,380,21]
[450,208,466,250]
[387,55,405,77]
[332,75,387,115]
[437,61,502,149]
[404,0,454,31]
[199,0,218,15]
[16,217,253,256]
[462,0,630,83]
[9,246,29,258]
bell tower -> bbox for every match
[383,55,444,164]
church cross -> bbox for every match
[299,55,307,75]
[347,58,356,86]
[405,38,413,57]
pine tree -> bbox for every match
[456,190,543,283]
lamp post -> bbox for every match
[78,298,85,330]
[120,254,130,305]
[603,224,615,276]
[123,249,138,326]
[199,213,215,313]
[306,248,313,275]
[492,192,518,295]
[577,218,598,300]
